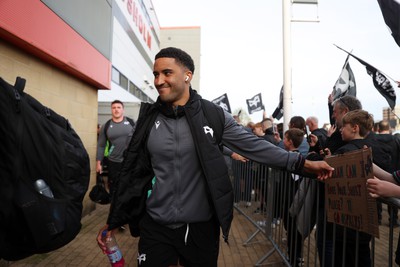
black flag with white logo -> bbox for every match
[377,0,400,47]
[332,55,357,100]
[246,93,264,114]
[366,64,396,109]
[272,86,283,120]
[212,93,231,113]
[335,45,396,110]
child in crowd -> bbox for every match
[325,109,374,267]
[282,128,305,267]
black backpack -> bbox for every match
[0,77,90,260]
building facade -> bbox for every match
[0,0,201,216]
[98,0,162,124]
[382,106,400,132]
[0,0,113,215]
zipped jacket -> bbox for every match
[107,89,306,241]
[107,90,233,241]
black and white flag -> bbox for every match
[332,55,356,100]
[377,0,400,48]
[366,64,396,109]
[246,93,264,114]
[272,86,284,120]
[335,45,396,110]
[212,93,231,113]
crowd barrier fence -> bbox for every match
[230,159,400,267]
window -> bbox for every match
[111,65,153,102]
[111,67,120,84]
[120,73,128,90]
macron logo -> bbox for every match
[203,126,214,137]
[155,121,160,129]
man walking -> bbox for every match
[97,47,333,266]
[96,100,135,196]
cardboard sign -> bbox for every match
[325,148,379,238]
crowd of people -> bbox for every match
[230,94,400,267]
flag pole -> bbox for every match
[283,0,292,132]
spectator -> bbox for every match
[327,109,374,267]
[276,116,309,156]
[261,118,278,145]
[306,116,327,153]
[282,128,306,267]
[314,95,362,267]
[374,120,400,225]
[324,95,362,153]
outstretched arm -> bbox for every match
[373,163,397,184]
[303,159,334,180]
[367,177,400,198]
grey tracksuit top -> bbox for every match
[96,117,135,163]
[146,110,302,226]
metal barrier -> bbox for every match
[230,159,400,267]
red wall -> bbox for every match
[0,0,111,89]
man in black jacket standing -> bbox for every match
[97,47,333,267]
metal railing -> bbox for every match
[229,159,400,267]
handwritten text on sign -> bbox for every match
[325,148,379,238]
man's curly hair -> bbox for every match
[155,47,195,74]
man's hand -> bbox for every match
[303,160,334,180]
[96,160,103,174]
[309,133,318,147]
[321,148,331,157]
[231,152,248,163]
[97,224,111,253]
[327,125,336,137]
[273,132,281,143]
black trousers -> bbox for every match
[137,213,220,267]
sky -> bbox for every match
[151,0,400,125]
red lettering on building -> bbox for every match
[125,0,151,49]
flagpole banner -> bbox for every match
[212,93,231,113]
[246,93,264,114]
[272,86,284,120]
[334,45,396,110]
[377,0,400,48]
[332,55,357,100]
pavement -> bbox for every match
[2,204,268,267]
[1,202,399,267]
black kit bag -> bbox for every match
[89,174,111,204]
[0,77,90,261]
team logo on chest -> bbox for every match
[203,126,214,138]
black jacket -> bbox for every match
[106,90,233,241]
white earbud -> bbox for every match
[185,76,189,81]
